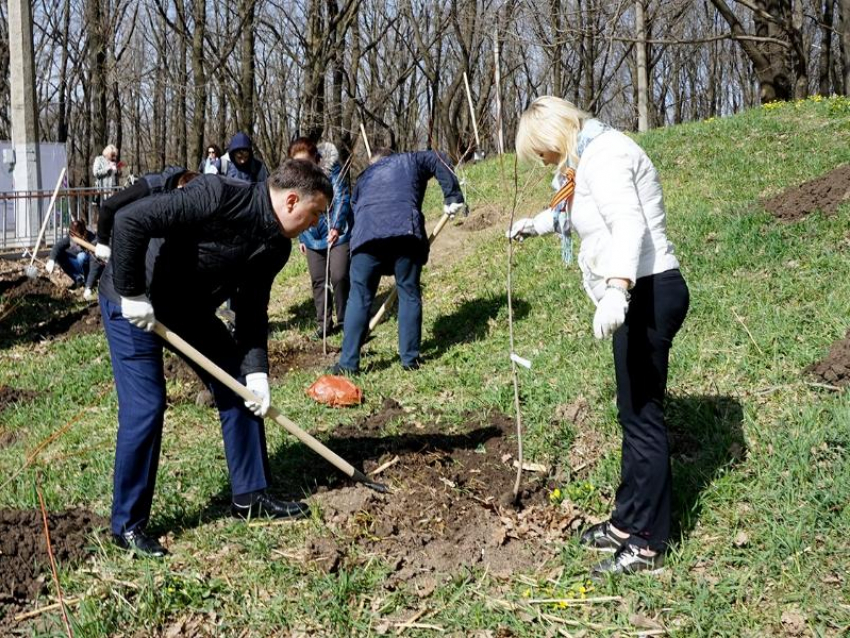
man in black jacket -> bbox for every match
[98,160,332,557]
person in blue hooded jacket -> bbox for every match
[288,137,352,339]
[330,148,466,374]
[222,132,269,183]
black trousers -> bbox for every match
[609,268,689,551]
[305,243,350,327]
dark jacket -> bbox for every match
[97,166,187,245]
[225,132,269,183]
[99,175,291,375]
[349,151,463,256]
[50,230,104,289]
[299,143,352,251]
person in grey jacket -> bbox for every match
[511,96,689,579]
[93,145,121,192]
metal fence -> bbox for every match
[0,186,120,253]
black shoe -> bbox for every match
[327,362,358,375]
[579,520,629,553]
[590,543,664,581]
[231,493,310,520]
[112,528,168,557]
[401,358,422,371]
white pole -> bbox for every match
[359,122,372,159]
[494,26,505,155]
[463,72,482,151]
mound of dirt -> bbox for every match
[458,204,504,232]
[806,330,850,386]
[0,276,68,302]
[63,305,102,337]
[763,164,850,221]
[0,273,100,345]
[307,411,588,587]
[0,508,106,602]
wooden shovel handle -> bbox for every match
[151,322,386,491]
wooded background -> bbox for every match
[1,0,847,185]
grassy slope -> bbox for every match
[1,97,850,636]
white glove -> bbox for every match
[244,372,270,417]
[593,286,630,339]
[506,209,555,240]
[444,202,468,219]
[83,288,93,301]
[95,243,111,261]
[121,294,156,331]
[45,259,55,274]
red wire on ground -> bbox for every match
[36,484,74,638]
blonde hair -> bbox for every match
[516,97,591,172]
[102,144,118,158]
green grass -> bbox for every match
[2,96,850,636]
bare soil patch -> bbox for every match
[0,508,106,629]
[763,164,850,221]
[303,409,589,588]
[164,338,340,404]
[0,386,40,414]
[0,273,99,346]
[457,204,505,232]
[806,330,850,386]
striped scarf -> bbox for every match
[551,118,611,264]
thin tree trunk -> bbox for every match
[819,0,835,95]
[635,0,649,131]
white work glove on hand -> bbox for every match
[244,372,271,417]
[593,287,629,339]
[121,294,156,331]
[506,209,555,241]
[95,243,111,261]
[444,202,468,219]
[45,259,55,274]
[83,288,93,301]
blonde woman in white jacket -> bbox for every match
[510,97,689,578]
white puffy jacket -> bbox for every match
[548,130,680,302]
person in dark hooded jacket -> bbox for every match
[330,148,466,374]
[222,132,269,183]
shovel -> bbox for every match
[152,321,389,493]
[25,168,67,279]
[367,212,451,333]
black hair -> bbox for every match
[268,159,333,201]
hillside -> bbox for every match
[1,97,850,636]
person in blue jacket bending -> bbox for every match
[330,148,466,374]
[288,138,353,339]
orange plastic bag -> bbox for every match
[307,375,364,407]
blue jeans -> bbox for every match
[99,296,271,534]
[339,239,425,370]
[57,250,88,285]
